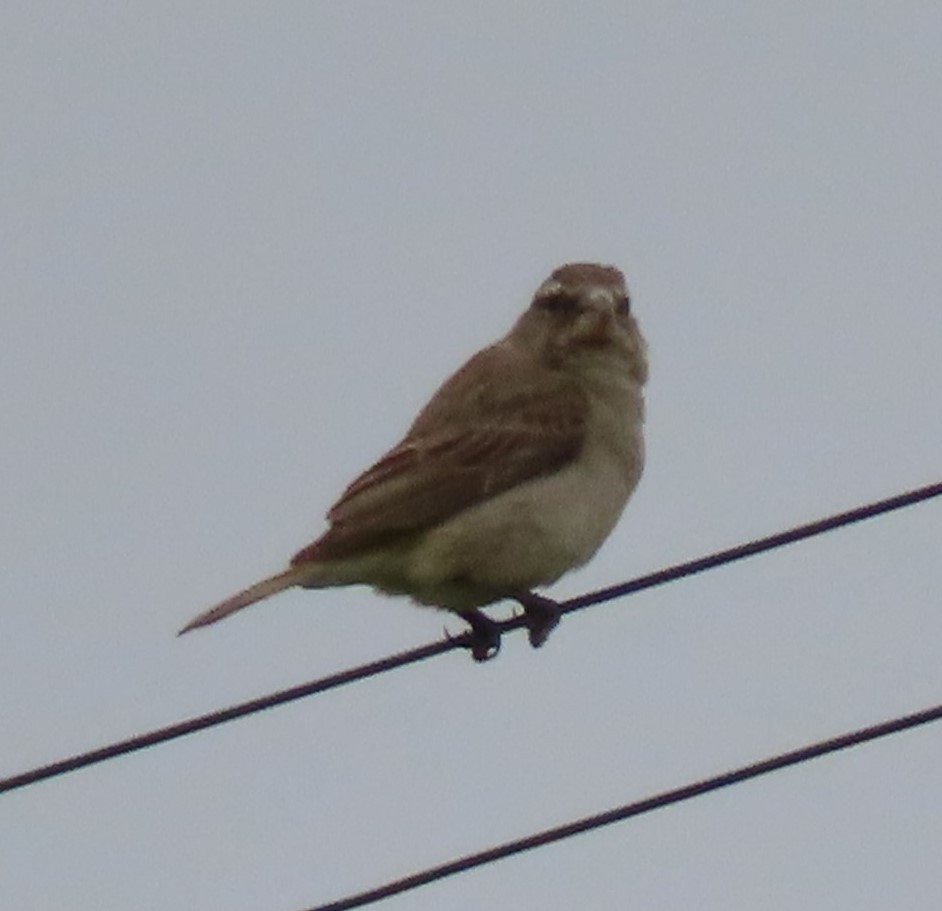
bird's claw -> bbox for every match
[455,610,502,662]
[445,598,559,659]
[515,592,563,649]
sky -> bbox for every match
[3,3,942,909]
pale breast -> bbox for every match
[404,379,644,607]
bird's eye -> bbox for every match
[537,290,580,313]
[617,294,631,316]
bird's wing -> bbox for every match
[291,342,586,563]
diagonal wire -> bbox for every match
[1,479,940,797]
[304,700,942,911]
[0,640,452,795]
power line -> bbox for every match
[0,639,452,796]
[561,478,942,613]
[2,479,940,797]
[305,700,942,911]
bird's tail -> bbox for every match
[178,564,317,635]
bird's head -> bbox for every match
[514,263,647,383]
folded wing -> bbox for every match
[292,342,586,563]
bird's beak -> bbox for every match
[580,309,616,347]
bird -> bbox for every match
[179,262,647,660]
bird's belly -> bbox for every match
[403,441,640,610]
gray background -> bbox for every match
[3,3,942,909]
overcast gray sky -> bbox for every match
[3,3,942,909]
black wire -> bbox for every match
[304,701,942,911]
[0,640,452,795]
[2,480,940,797]
[563,479,942,613]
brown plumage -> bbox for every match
[180,262,647,659]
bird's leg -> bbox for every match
[515,592,563,649]
[461,609,502,662]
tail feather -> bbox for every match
[178,565,316,635]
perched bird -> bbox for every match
[180,262,647,659]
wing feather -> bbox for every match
[291,342,586,563]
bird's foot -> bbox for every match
[456,609,502,662]
[515,592,563,649]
